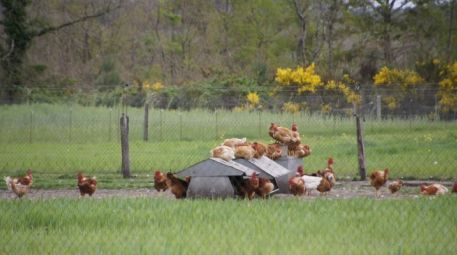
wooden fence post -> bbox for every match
[143,102,149,141]
[355,113,366,180]
[120,113,131,178]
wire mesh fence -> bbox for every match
[1,88,456,254]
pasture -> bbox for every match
[0,104,456,188]
[1,104,456,255]
[1,196,456,254]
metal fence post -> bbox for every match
[376,95,381,121]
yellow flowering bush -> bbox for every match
[144,81,164,92]
[438,62,457,112]
[275,63,322,93]
[275,65,360,112]
[373,66,423,88]
[246,92,260,107]
[282,102,301,113]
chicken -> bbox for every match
[235,145,256,160]
[420,183,448,196]
[369,168,389,197]
[210,145,235,161]
[453,181,457,193]
[290,144,311,158]
[301,169,336,195]
[297,166,305,176]
[287,123,301,152]
[316,165,336,196]
[166,172,189,199]
[317,176,332,195]
[153,170,168,192]
[255,178,274,199]
[222,137,248,149]
[266,143,282,160]
[301,175,322,195]
[251,142,267,159]
[77,172,97,197]
[289,174,306,196]
[238,173,260,200]
[268,123,278,139]
[4,177,30,198]
[388,179,404,194]
[269,123,295,144]
[16,169,33,186]
[4,169,34,198]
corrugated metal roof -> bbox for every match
[249,156,291,177]
[177,158,257,177]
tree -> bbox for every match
[0,0,120,103]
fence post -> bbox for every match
[143,102,149,141]
[109,108,112,142]
[120,113,131,178]
[69,106,72,143]
[160,109,163,141]
[29,110,33,144]
[215,110,218,140]
[258,111,262,138]
[376,95,381,121]
[354,111,367,181]
[179,113,183,141]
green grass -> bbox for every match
[0,196,456,254]
[1,104,457,189]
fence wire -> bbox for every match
[0,90,456,254]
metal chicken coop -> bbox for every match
[274,145,303,174]
[177,157,258,199]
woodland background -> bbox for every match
[0,0,456,116]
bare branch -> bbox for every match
[1,39,14,61]
[291,0,305,21]
[31,3,121,38]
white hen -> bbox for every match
[301,175,323,195]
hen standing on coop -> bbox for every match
[369,168,389,198]
[210,145,235,161]
[4,169,33,198]
[77,172,97,197]
[266,143,282,160]
[154,170,168,192]
[269,123,296,144]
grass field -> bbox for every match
[1,104,457,189]
[0,196,456,254]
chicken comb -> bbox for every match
[328,157,334,165]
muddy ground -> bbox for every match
[1,180,454,200]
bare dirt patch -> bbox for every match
[0,181,453,200]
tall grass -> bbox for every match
[0,104,456,188]
[0,196,456,254]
